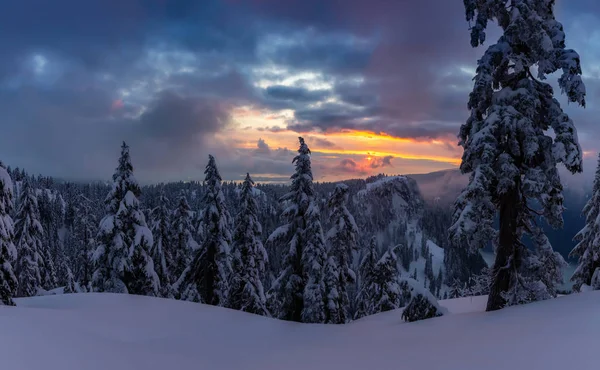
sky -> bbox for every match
[0,0,599,184]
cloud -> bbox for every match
[306,136,337,149]
[255,138,271,154]
[369,155,393,169]
[264,85,330,102]
[0,0,598,183]
[257,126,287,133]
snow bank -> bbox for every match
[1,292,598,369]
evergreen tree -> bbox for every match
[177,155,232,306]
[230,173,269,315]
[62,260,76,294]
[424,251,434,285]
[150,189,173,297]
[72,194,96,292]
[267,137,327,323]
[170,192,197,284]
[0,162,17,305]
[91,142,159,296]
[36,190,61,290]
[402,293,445,323]
[324,183,358,324]
[571,154,600,291]
[372,246,402,313]
[450,0,587,311]
[354,237,379,319]
[14,181,44,297]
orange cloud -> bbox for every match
[313,148,460,165]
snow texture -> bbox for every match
[1,291,599,369]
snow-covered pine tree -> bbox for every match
[62,261,76,294]
[91,142,159,296]
[72,194,96,292]
[14,181,44,297]
[401,279,446,323]
[36,190,60,290]
[169,192,197,286]
[0,162,17,305]
[450,0,587,311]
[177,155,232,306]
[372,246,402,313]
[230,173,269,315]
[150,188,173,297]
[424,251,434,286]
[354,237,379,319]
[571,154,600,291]
[324,183,358,324]
[267,138,327,323]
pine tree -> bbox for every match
[177,155,232,306]
[91,142,159,296]
[72,194,96,292]
[372,246,402,313]
[354,237,379,319]
[402,293,445,323]
[324,183,358,324]
[150,189,173,297]
[267,137,327,323]
[0,162,17,305]
[230,173,269,315]
[62,260,76,294]
[451,0,587,311]
[424,251,434,285]
[571,154,600,291]
[169,192,197,285]
[14,181,44,297]
[36,190,61,290]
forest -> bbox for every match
[0,138,486,323]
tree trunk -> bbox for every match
[486,186,520,311]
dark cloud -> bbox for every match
[369,156,393,169]
[306,136,337,149]
[323,158,369,177]
[0,85,231,182]
[264,85,330,102]
[255,138,271,154]
[257,126,286,133]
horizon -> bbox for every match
[0,1,599,184]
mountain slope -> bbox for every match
[1,292,598,370]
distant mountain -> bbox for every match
[407,169,467,205]
[407,167,593,261]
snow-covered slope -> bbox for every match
[2,292,599,369]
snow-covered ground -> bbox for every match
[1,292,598,370]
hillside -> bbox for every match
[1,292,598,370]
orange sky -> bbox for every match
[225,106,462,181]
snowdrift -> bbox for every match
[1,292,598,369]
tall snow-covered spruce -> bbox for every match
[230,173,269,316]
[268,137,327,323]
[176,155,232,306]
[571,154,600,291]
[72,193,97,292]
[150,188,173,297]
[324,183,358,324]
[451,0,586,311]
[91,142,159,296]
[0,162,17,305]
[14,181,44,297]
[169,191,197,287]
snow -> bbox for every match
[2,292,599,369]
[359,175,407,194]
[0,166,13,195]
